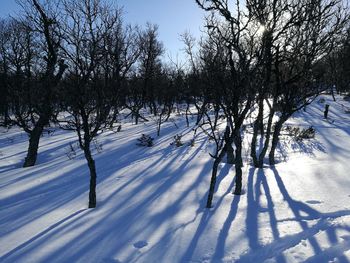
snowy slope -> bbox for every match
[1,95,350,263]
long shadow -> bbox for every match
[131,163,235,263]
[0,163,20,173]
[65,149,212,263]
[271,167,350,262]
[179,163,237,263]
[237,213,350,262]
[236,166,350,262]
[0,131,171,238]
[260,168,285,263]
[245,167,260,250]
[177,210,213,263]
[0,126,212,262]
[0,209,87,261]
[212,194,241,261]
[243,167,286,262]
[272,167,322,256]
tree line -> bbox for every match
[0,0,349,208]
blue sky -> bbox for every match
[0,0,205,62]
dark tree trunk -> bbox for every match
[83,143,97,208]
[324,104,329,119]
[224,126,235,164]
[331,87,336,101]
[135,108,139,125]
[206,146,226,208]
[234,160,243,195]
[226,141,235,164]
[213,104,220,131]
[250,122,259,167]
[3,110,10,127]
[152,101,157,117]
[157,119,161,136]
[251,98,264,167]
[185,103,190,127]
[257,109,275,167]
[206,158,220,208]
[23,118,46,167]
[268,119,285,166]
[233,129,243,195]
[195,101,206,125]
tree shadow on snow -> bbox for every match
[179,164,238,263]
[0,123,215,263]
[236,166,350,263]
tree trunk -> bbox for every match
[23,118,46,167]
[251,98,264,167]
[268,119,284,166]
[213,104,220,131]
[250,120,259,167]
[185,103,190,127]
[157,114,162,136]
[195,102,206,125]
[257,109,274,167]
[206,146,226,208]
[331,87,336,101]
[83,142,97,208]
[234,159,243,195]
[152,101,157,117]
[233,129,243,195]
[226,141,235,164]
[223,125,235,164]
[324,104,329,119]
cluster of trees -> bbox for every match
[193,0,349,207]
[0,0,172,208]
[0,0,349,208]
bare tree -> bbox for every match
[195,1,258,196]
[59,0,137,208]
[138,23,164,115]
[0,0,66,167]
[266,0,349,165]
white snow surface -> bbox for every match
[1,95,350,263]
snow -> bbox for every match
[1,94,350,263]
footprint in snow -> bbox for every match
[133,240,148,249]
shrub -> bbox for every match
[170,134,183,147]
[137,134,154,147]
[284,125,315,141]
[65,142,77,159]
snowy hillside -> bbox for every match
[1,94,350,263]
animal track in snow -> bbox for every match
[133,240,148,249]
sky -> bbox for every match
[0,0,206,62]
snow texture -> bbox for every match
[1,94,350,262]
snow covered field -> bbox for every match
[1,95,350,263]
